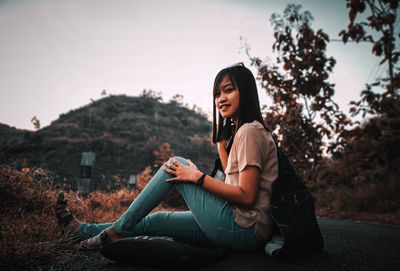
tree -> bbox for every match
[336,0,400,184]
[322,0,400,194]
[308,0,400,217]
[170,94,184,105]
[170,94,189,108]
[339,0,399,118]
[139,89,163,102]
[249,4,350,181]
[31,116,41,130]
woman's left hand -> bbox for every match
[163,158,202,183]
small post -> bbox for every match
[78,152,95,196]
[128,175,137,190]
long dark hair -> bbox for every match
[212,64,267,144]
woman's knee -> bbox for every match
[139,212,174,234]
[147,211,169,225]
[169,156,189,166]
[134,212,161,234]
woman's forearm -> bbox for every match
[201,167,260,208]
[163,158,259,208]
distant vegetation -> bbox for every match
[0,93,217,191]
[248,1,399,224]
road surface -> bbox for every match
[53,217,400,271]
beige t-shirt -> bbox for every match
[224,120,278,242]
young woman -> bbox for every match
[55,64,279,252]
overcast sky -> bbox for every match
[0,0,389,130]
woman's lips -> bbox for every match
[219,104,230,111]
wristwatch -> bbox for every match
[197,173,206,186]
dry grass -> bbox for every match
[0,165,181,269]
[0,166,77,269]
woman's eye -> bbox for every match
[225,88,233,93]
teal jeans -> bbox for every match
[77,157,260,251]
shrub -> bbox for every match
[0,166,75,269]
[0,165,185,269]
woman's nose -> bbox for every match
[217,93,227,103]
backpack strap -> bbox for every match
[210,137,233,177]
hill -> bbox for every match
[0,94,218,190]
[0,122,26,146]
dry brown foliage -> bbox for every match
[311,180,400,225]
[0,165,183,269]
[310,112,400,225]
[153,142,174,169]
[0,166,76,269]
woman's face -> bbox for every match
[215,74,240,123]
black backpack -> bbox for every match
[211,136,324,258]
[267,142,324,258]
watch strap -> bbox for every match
[197,173,206,186]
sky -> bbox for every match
[0,0,391,130]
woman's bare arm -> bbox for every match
[201,166,260,208]
[164,159,260,208]
[217,139,229,171]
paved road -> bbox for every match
[55,218,400,271]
